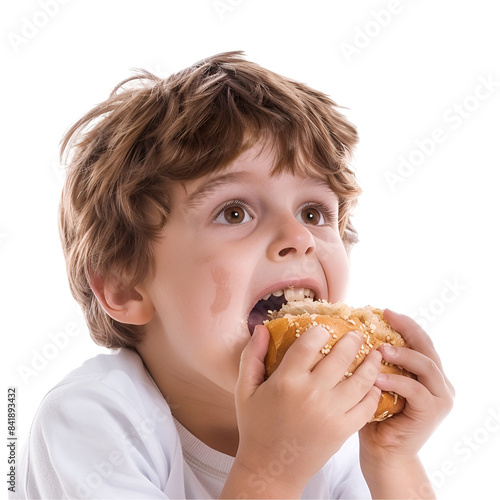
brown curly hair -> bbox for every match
[58,50,361,349]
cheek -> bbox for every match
[209,265,232,315]
[317,237,350,301]
[151,249,246,367]
[156,236,249,327]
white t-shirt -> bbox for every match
[12,348,371,499]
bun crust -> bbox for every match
[264,299,415,422]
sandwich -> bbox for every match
[263,298,415,422]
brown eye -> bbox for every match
[224,207,245,224]
[299,207,324,226]
[214,202,253,225]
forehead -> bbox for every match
[177,140,337,202]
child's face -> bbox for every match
[141,140,350,392]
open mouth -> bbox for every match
[248,287,316,334]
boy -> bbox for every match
[14,51,454,499]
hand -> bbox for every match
[230,324,383,498]
[359,309,455,468]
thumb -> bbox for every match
[237,325,270,398]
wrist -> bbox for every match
[221,455,306,499]
[361,445,419,470]
[361,451,420,473]
[360,454,436,500]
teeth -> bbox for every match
[261,287,315,303]
[284,288,297,301]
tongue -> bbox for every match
[248,308,267,335]
[248,295,287,334]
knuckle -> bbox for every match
[435,393,454,417]
[351,376,372,394]
[333,350,353,369]
[273,374,295,395]
[424,356,440,377]
[422,334,436,351]
[363,359,382,379]
[414,380,428,399]
[351,369,376,393]
[360,386,381,417]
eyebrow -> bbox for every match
[184,171,255,209]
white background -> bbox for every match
[2,1,499,498]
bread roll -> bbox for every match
[263,299,415,422]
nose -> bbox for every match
[267,218,316,261]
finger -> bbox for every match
[374,371,431,408]
[277,325,331,376]
[345,385,382,426]
[378,344,448,398]
[311,330,364,385]
[334,349,382,406]
[237,325,270,398]
[383,309,444,372]
[383,309,455,397]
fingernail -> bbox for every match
[376,373,387,384]
[383,343,396,356]
[252,325,263,337]
[350,329,362,339]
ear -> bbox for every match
[89,272,155,325]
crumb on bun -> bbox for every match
[264,298,415,422]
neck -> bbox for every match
[173,394,239,456]
[136,345,240,457]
